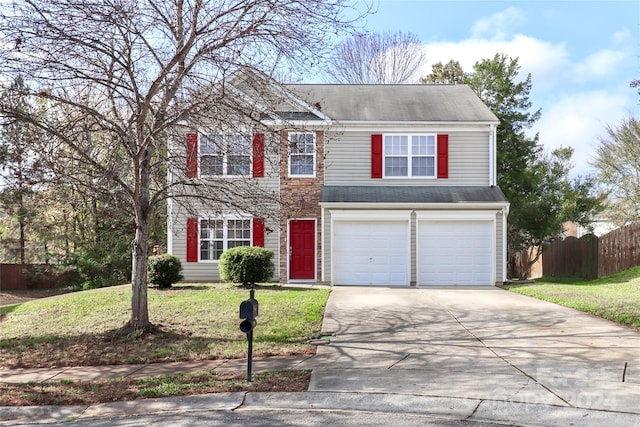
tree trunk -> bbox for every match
[19,217,26,264]
[18,197,26,264]
[129,219,151,329]
[127,144,155,332]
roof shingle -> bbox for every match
[284,84,498,123]
[320,185,508,204]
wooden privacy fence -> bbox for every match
[0,264,77,290]
[598,222,640,277]
[542,235,599,280]
[509,246,543,280]
[515,222,640,280]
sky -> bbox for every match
[342,0,640,177]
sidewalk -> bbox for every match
[0,355,311,384]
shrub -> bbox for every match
[219,246,274,286]
[59,237,133,291]
[61,251,116,290]
[148,254,183,288]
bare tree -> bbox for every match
[0,0,365,332]
[326,31,427,84]
[593,117,640,226]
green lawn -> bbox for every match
[0,283,330,368]
[503,266,640,328]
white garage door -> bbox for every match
[418,220,493,285]
[334,221,409,285]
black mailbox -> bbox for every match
[240,318,257,334]
[239,289,259,382]
[239,298,259,320]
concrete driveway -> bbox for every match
[300,286,640,416]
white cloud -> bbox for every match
[415,8,637,176]
[569,49,631,83]
[612,28,632,46]
[532,90,633,176]
[470,7,525,41]
[417,35,569,90]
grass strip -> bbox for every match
[0,370,311,406]
[503,266,640,328]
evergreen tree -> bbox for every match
[424,55,603,276]
[0,76,46,263]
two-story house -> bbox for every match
[168,75,509,286]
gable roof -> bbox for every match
[283,84,499,123]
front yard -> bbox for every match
[3,271,640,407]
[502,266,640,329]
[0,283,329,369]
[0,283,328,406]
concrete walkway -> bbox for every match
[2,286,640,426]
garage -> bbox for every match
[333,216,410,286]
[418,215,495,286]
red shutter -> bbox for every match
[437,134,449,179]
[371,134,383,178]
[186,217,198,262]
[252,133,265,178]
[253,218,265,247]
[186,133,198,178]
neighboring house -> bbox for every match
[168,75,510,286]
[562,219,617,238]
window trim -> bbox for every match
[199,134,252,178]
[198,216,253,262]
[382,133,437,179]
[288,132,316,178]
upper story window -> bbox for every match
[199,218,251,261]
[288,132,315,177]
[200,134,251,177]
[384,134,436,178]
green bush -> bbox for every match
[148,254,183,288]
[61,250,118,290]
[219,246,274,286]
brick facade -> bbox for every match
[278,130,324,281]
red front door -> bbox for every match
[289,220,316,280]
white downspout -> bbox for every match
[502,206,509,282]
[166,137,174,255]
[320,207,325,283]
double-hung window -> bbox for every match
[288,132,315,177]
[200,134,251,177]
[384,134,436,177]
[199,218,252,261]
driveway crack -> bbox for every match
[446,309,574,407]
[465,399,483,420]
[231,391,248,411]
[388,354,410,369]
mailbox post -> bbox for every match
[239,286,259,382]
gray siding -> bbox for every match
[171,203,281,282]
[168,132,281,282]
[324,130,490,186]
[322,209,332,283]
